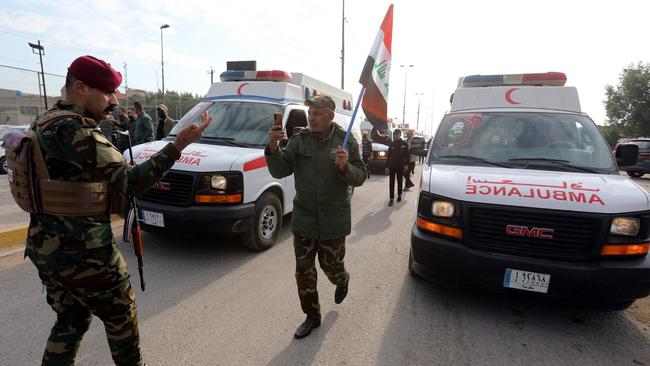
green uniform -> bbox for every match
[26,100,180,366]
[265,123,366,318]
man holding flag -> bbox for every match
[266,95,367,339]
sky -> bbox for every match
[1,0,649,135]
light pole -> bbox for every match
[160,24,170,105]
[28,40,47,109]
[415,92,424,132]
[400,64,414,127]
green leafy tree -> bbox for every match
[604,62,650,137]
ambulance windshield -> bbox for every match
[170,101,283,147]
[431,112,617,173]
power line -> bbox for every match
[0,63,65,77]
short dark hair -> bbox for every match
[393,129,401,135]
[65,72,78,95]
[127,107,135,112]
[118,107,126,112]
[133,102,142,111]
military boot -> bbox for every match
[294,316,321,339]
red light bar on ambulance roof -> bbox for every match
[461,72,566,88]
[220,70,293,82]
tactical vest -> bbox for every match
[3,110,128,216]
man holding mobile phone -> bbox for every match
[265,95,367,339]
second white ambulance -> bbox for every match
[130,66,358,251]
[411,72,650,309]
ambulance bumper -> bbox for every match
[410,225,650,302]
[136,200,255,233]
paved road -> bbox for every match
[0,176,29,231]
[1,169,650,365]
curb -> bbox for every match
[0,225,28,249]
[0,215,125,253]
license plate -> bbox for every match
[503,268,550,293]
[141,210,164,227]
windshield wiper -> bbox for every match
[437,155,512,168]
[508,158,599,173]
[200,136,248,147]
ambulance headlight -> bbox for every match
[610,217,640,236]
[378,151,386,157]
[432,201,455,218]
[210,175,227,190]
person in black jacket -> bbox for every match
[361,131,373,177]
[386,129,410,206]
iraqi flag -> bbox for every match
[359,4,393,131]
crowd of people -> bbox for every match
[99,101,177,152]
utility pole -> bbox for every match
[400,64,414,127]
[208,66,215,84]
[160,24,170,104]
[415,92,424,132]
[340,0,345,90]
[124,62,128,109]
[28,40,47,109]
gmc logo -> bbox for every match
[505,225,554,239]
[153,182,171,191]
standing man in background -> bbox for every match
[386,129,410,206]
[133,101,153,145]
[155,104,176,140]
[265,95,367,339]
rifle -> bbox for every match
[116,130,146,291]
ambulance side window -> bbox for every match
[286,109,308,138]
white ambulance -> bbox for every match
[410,72,649,309]
[129,67,358,251]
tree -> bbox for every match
[604,62,650,137]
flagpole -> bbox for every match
[342,86,366,148]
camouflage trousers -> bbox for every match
[293,234,349,319]
[26,243,143,366]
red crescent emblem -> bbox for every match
[505,88,520,104]
[237,82,249,96]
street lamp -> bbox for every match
[400,64,414,128]
[28,40,47,109]
[160,24,170,104]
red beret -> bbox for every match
[68,55,122,93]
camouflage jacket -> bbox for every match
[27,100,180,254]
[265,123,367,240]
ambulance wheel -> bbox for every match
[0,156,6,174]
[242,192,282,251]
[627,171,644,178]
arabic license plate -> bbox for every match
[503,268,550,293]
[141,210,164,227]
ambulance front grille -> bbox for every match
[466,206,604,260]
[139,171,196,206]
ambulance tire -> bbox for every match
[408,249,418,278]
[242,192,283,251]
[627,171,644,178]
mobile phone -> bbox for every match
[273,112,282,127]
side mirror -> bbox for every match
[615,143,639,167]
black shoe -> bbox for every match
[397,195,402,202]
[388,199,394,206]
[335,279,349,304]
[294,316,321,339]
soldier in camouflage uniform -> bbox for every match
[25,55,211,366]
[266,95,367,339]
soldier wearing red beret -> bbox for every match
[23,55,213,365]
